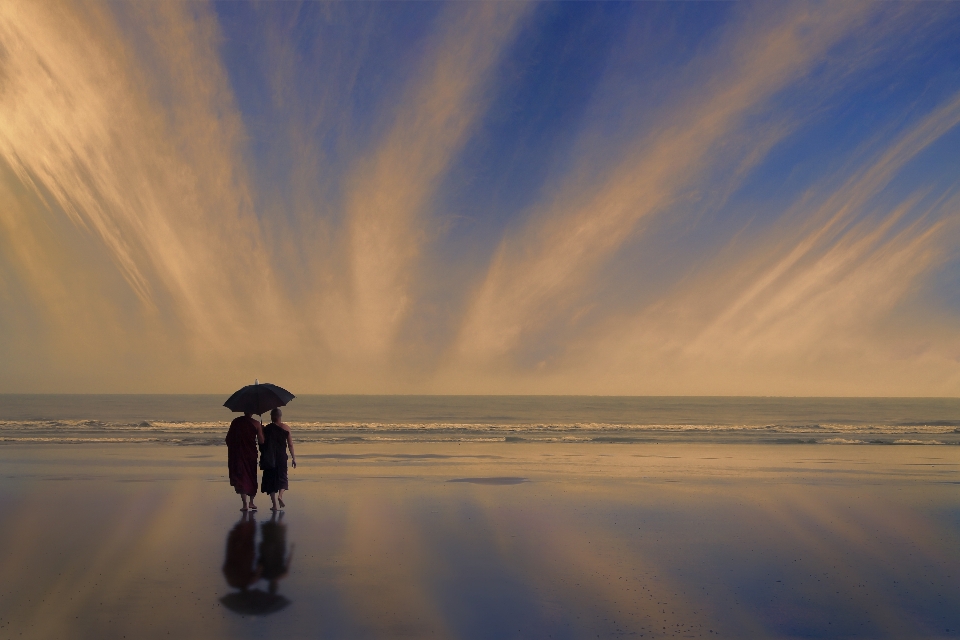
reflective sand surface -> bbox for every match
[1,443,959,639]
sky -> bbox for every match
[2,1,960,395]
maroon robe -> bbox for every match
[226,416,259,496]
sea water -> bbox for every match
[1,394,958,446]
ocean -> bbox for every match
[1,394,958,446]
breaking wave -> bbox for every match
[0,419,957,446]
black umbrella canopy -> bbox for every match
[224,382,295,416]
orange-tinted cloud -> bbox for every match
[1,1,958,394]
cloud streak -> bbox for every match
[344,2,530,359]
[0,1,278,353]
[502,96,960,395]
[0,1,959,393]
[451,3,876,363]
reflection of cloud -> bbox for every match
[334,487,453,637]
[0,479,223,638]
[4,447,959,636]
[476,498,725,636]
[727,485,955,636]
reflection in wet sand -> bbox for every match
[447,476,528,485]
[259,513,293,595]
[220,512,291,615]
[0,442,959,638]
[223,512,260,590]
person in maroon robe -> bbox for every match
[226,412,265,511]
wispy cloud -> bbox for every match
[450,3,877,364]
[498,96,960,395]
[343,2,530,360]
[432,2,960,395]
[0,1,285,389]
[1,1,958,393]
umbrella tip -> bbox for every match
[255,378,259,385]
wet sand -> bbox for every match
[1,442,959,639]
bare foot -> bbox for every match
[241,506,248,512]
[278,498,285,508]
[249,503,258,511]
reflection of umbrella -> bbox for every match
[220,590,290,615]
[224,381,295,416]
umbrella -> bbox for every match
[224,381,295,416]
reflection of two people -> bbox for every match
[221,511,293,615]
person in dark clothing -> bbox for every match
[260,407,297,511]
[226,411,265,511]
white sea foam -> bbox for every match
[2,396,959,446]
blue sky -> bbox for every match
[1,1,960,394]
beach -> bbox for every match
[6,2,960,637]
[2,438,959,639]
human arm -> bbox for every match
[255,419,265,445]
[284,424,296,468]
